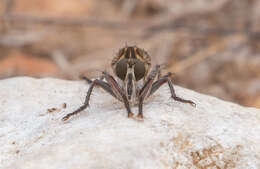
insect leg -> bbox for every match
[137,65,161,118]
[148,72,196,106]
[102,72,134,118]
[80,75,105,84]
[62,79,118,121]
[80,76,92,84]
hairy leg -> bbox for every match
[80,76,92,84]
[62,79,118,121]
[149,72,196,106]
[80,75,105,84]
[137,65,161,118]
[102,71,134,118]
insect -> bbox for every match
[62,46,195,121]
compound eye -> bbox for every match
[134,59,145,81]
[116,58,128,80]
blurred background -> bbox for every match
[0,0,259,108]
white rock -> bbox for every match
[0,77,259,169]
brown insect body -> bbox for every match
[62,46,195,121]
[111,46,151,105]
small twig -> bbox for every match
[0,30,47,47]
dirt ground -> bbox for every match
[0,0,260,108]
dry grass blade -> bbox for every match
[170,36,237,74]
[2,14,135,29]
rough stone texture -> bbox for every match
[0,77,259,169]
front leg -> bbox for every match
[80,75,92,84]
[62,79,118,121]
[102,71,134,118]
[138,65,161,118]
[80,75,105,84]
[149,72,196,106]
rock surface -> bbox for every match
[0,77,259,169]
